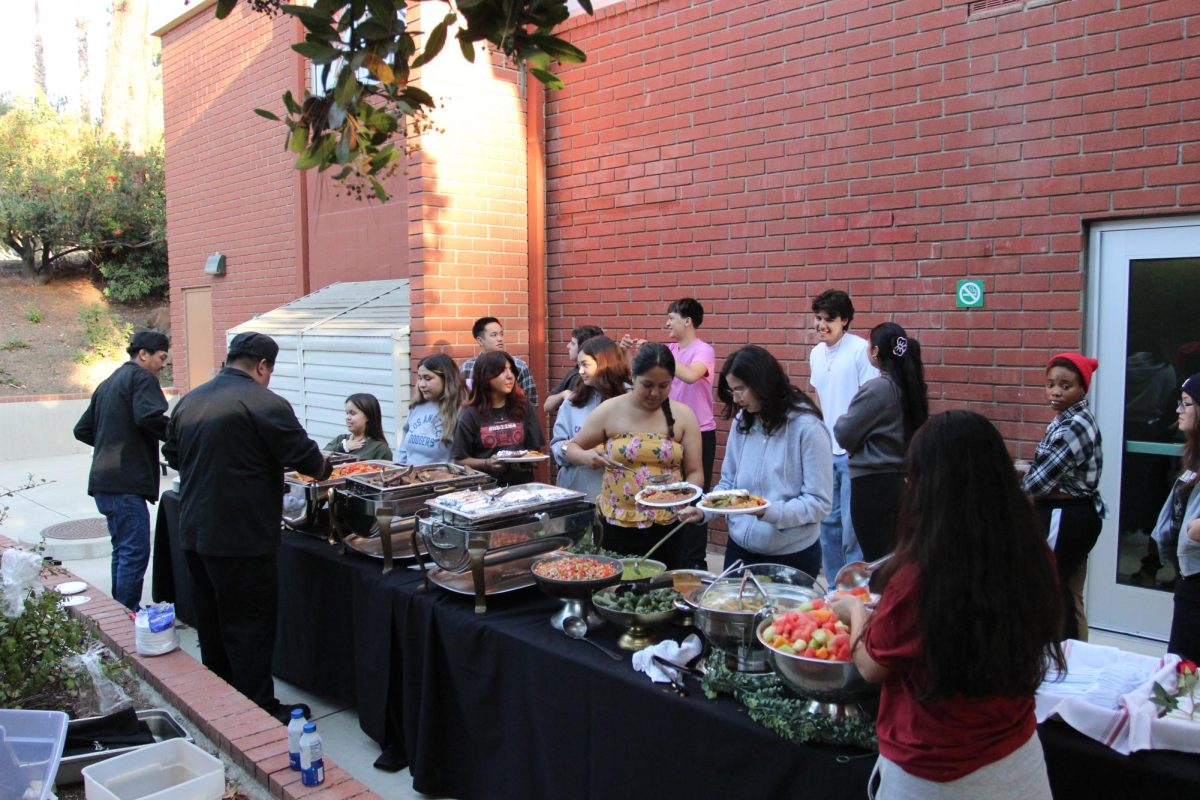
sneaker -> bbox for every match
[270,702,312,725]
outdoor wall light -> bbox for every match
[204,252,227,276]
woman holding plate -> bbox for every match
[564,343,703,569]
[678,346,832,573]
[550,336,629,500]
[453,351,545,486]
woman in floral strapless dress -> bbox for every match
[565,344,704,569]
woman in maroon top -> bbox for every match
[832,411,1065,799]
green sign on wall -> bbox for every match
[956,279,985,308]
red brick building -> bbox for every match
[156,0,1200,639]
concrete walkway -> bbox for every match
[0,453,432,800]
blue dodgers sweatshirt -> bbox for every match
[706,407,833,556]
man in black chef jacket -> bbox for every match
[163,332,330,722]
[73,330,171,611]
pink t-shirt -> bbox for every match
[668,338,716,432]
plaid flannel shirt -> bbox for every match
[1022,400,1108,518]
[460,354,539,409]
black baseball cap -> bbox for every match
[227,332,279,365]
[128,330,170,354]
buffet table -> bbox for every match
[271,534,1200,800]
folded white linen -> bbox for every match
[631,634,703,683]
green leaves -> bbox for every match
[217,0,593,201]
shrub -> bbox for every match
[74,303,133,365]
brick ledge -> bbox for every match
[0,535,380,800]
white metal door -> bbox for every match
[1086,216,1200,640]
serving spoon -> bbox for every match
[831,553,893,593]
[562,616,623,660]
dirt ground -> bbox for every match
[0,260,169,396]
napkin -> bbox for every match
[1035,639,1177,754]
[1126,653,1197,754]
[631,634,703,683]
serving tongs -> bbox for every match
[738,570,770,612]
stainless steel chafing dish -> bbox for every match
[330,462,494,572]
[281,453,373,531]
[414,483,596,614]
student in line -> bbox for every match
[453,351,545,486]
[325,393,392,461]
[396,354,466,465]
[550,336,629,500]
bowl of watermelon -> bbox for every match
[755,597,877,702]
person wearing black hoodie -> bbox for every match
[73,330,171,611]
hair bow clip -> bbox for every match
[892,336,908,358]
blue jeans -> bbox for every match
[94,492,151,611]
[819,453,862,583]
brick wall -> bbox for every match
[545,0,1200,457]
[407,3,534,375]
[160,7,410,390]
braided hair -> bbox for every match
[632,342,677,439]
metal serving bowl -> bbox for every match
[681,566,820,672]
[755,616,877,705]
[530,553,624,600]
[591,584,680,650]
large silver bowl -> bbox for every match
[682,569,821,672]
[755,617,877,703]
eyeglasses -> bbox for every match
[1180,400,1196,410]
[729,385,750,397]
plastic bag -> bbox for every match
[134,602,180,656]
[1,547,44,618]
[66,642,133,716]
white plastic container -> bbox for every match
[82,738,223,800]
[0,708,69,800]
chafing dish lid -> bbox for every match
[425,483,587,521]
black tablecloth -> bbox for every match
[271,534,1200,800]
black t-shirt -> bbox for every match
[452,403,546,486]
[551,370,581,397]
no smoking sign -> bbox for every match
[956,279,985,309]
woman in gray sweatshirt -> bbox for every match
[550,336,630,500]
[834,322,928,561]
[680,346,832,574]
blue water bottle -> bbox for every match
[299,721,324,786]
[286,708,306,770]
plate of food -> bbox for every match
[495,449,550,463]
[635,482,702,508]
[699,489,771,515]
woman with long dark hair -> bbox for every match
[550,336,629,499]
[452,350,545,486]
[834,322,928,560]
[678,345,831,573]
[325,393,392,461]
[1153,374,1200,661]
[831,411,1064,799]
[564,343,703,568]
[396,353,466,465]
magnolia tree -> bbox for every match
[217,0,592,201]
[0,99,166,297]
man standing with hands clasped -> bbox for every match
[808,289,878,585]
[163,332,330,722]
[73,330,171,611]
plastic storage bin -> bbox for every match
[0,708,70,800]
[82,738,223,800]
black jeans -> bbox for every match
[723,536,822,578]
[680,429,717,570]
[849,472,905,563]
[184,549,279,709]
[1170,571,1200,662]
[1034,497,1103,642]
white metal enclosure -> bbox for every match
[226,280,411,449]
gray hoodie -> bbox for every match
[834,376,907,478]
[704,407,833,556]
[550,393,604,500]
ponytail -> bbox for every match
[870,322,929,442]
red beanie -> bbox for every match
[1048,352,1099,392]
